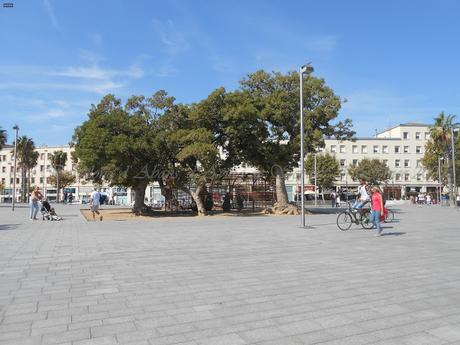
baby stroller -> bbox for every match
[41,200,63,221]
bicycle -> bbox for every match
[336,202,373,231]
[383,208,395,223]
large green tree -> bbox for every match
[162,88,239,215]
[72,94,161,213]
[348,158,391,186]
[0,127,6,150]
[422,113,459,206]
[16,136,39,202]
[226,70,354,210]
[305,153,340,192]
[49,150,67,202]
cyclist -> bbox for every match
[352,178,370,212]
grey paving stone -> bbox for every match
[0,204,459,345]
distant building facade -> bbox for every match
[285,123,439,200]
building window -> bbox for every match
[396,173,401,181]
[352,159,358,166]
[416,160,421,168]
[1,166,5,173]
[404,173,410,181]
[340,159,346,167]
[10,178,13,184]
[339,145,346,153]
[415,132,421,140]
[40,153,44,160]
[383,159,388,166]
[361,145,368,154]
[330,145,336,153]
[382,145,388,154]
[425,132,430,140]
[373,145,379,153]
[31,177,35,184]
[404,159,410,168]
[403,146,410,153]
[395,159,401,167]
[416,146,422,154]
[352,145,358,154]
[40,177,43,184]
[417,173,423,181]
[395,146,401,153]
[1,178,4,184]
[403,132,409,139]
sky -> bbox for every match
[0,0,460,146]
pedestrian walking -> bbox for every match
[456,194,460,209]
[426,194,431,205]
[370,186,384,237]
[331,192,336,207]
[29,186,43,220]
[90,188,103,221]
[335,192,341,207]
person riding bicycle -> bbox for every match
[352,178,370,212]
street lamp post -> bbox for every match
[314,152,317,207]
[438,156,443,205]
[451,127,458,198]
[42,149,47,198]
[12,125,19,211]
[299,63,314,228]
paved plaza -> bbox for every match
[1,204,460,345]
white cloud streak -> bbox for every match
[43,0,60,31]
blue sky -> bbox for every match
[1,0,460,145]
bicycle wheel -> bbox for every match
[384,209,394,223]
[360,209,374,229]
[337,211,353,231]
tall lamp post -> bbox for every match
[314,152,317,207]
[12,125,19,211]
[438,156,444,205]
[451,127,458,198]
[299,63,314,228]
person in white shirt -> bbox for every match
[90,188,103,221]
[353,178,370,210]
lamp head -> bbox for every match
[301,63,314,74]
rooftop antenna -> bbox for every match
[375,129,378,138]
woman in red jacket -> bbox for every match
[370,186,384,237]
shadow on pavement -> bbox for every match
[0,224,20,231]
[381,232,406,236]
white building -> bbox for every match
[285,123,438,200]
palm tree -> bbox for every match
[49,150,67,202]
[16,136,39,202]
[429,112,459,206]
[0,126,7,150]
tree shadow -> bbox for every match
[0,224,20,231]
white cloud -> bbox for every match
[43,0,60,31]
[152,19,190,55]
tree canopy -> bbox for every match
[422,112,459,205]
[348,158,391,186]
[0,127,6,150]
[305,153,340,190]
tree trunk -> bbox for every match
[190,185,207,216]
[158,178,173,211]
[132,181,148,214]
[57,169,60,203]
[21,165,27,203]
[275,170,289,207]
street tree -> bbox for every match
[228,69,354,212]
[421,113,459,205]
[16,136,39,202]
[165,88,239,215]
[305,153,340,193]
[47,171,76,191]
[49,150,67,202]
[0,127,6,150]
[72,94,160,214]
[348,158,391,186]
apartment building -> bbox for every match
[285,123,437,200]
